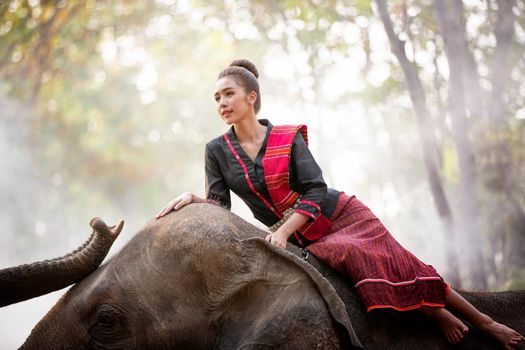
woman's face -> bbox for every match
[214,76,256,124]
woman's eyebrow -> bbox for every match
[214,86,235,96]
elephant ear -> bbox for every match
[219,237,362,349]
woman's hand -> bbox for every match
[265,228,290,249]
[155,192,202,219]
[265,212,310,249]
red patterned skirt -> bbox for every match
[307,193,450,312]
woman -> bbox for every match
[156,59,523,349]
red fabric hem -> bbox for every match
[356,278,447,312]
[367,301,445,312]
[445,282,452,298]
[294,208,317,220]
[355,276,443,288]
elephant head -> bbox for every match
[3,204,361,349]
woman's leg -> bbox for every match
[444,288,524,349]
[420,288,525,348]
[419,305,469,344]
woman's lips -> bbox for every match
[222,110,232,117]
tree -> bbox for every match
[375,0,461,287]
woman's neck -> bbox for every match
[233,115,265,143]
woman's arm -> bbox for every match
[290,132,328,221]
[205,142,231,209]
[265,211,309,249]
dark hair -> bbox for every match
[218,59,261,114]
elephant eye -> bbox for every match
[89,305,122,334]
[97,313,114,327]
[87,304,133,348]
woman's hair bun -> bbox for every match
[229,59,259,79]
[218,58,261,114]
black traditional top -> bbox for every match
[205,119,340,228]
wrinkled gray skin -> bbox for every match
[3,204,525,349]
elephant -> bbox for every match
[1,203,524,349]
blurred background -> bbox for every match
[1,0,524,347]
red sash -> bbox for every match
[223,125,331,246]
[262,125,331,244]
[262,125,306,213]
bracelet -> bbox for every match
[268,207,295,232]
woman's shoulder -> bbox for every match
[205,133,228,152]
[270,123,308,143]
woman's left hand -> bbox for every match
[265,229,290,249]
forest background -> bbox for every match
[1,0,524,347]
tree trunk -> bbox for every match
[449,1,488,129]
[432,0,487,290]
[487,0,525,283]
[489,0,517,126]
[375,0,461,287]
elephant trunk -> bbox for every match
[0,217,123,307]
